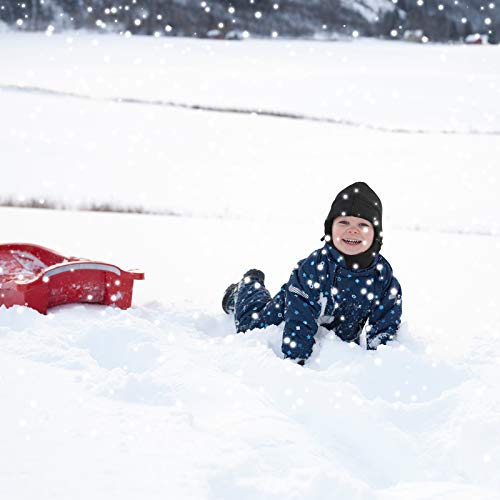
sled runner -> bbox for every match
[0,243,144,314]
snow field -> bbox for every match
[1,32,500,236]
[1,31,500,499]
[1,88,499,236]
[1,206,500,498]
[0,301,498,499]
[2,33,500,132]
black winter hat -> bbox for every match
[322,181,383,269]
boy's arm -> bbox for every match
[366,275,402,349]
[282,256,323,361]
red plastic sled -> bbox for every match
[0,243,144,314]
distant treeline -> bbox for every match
[1,0,498,42]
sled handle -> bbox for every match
[128,270,145,280]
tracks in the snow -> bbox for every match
[1,83,499,136]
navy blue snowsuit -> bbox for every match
[234,243,402,359]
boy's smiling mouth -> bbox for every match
[342,238,362,246]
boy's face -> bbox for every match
[331,216,375,255]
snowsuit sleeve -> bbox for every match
[366,275,402,349]
[282,255,323,360]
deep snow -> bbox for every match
[1,207,499,499]
[1,32,500,500]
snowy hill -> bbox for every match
[1,32,500,499]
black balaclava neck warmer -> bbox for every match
[322,181,383,270]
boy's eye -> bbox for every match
[338,221,348,225]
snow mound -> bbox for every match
[1,303,499,498]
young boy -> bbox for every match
[221,182,402,365]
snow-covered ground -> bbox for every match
[3,32,500,133]
[1,33,499,236]
[1,32,500,499]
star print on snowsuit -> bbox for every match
[234,243,402,360]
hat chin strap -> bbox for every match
[328,236,382,269]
